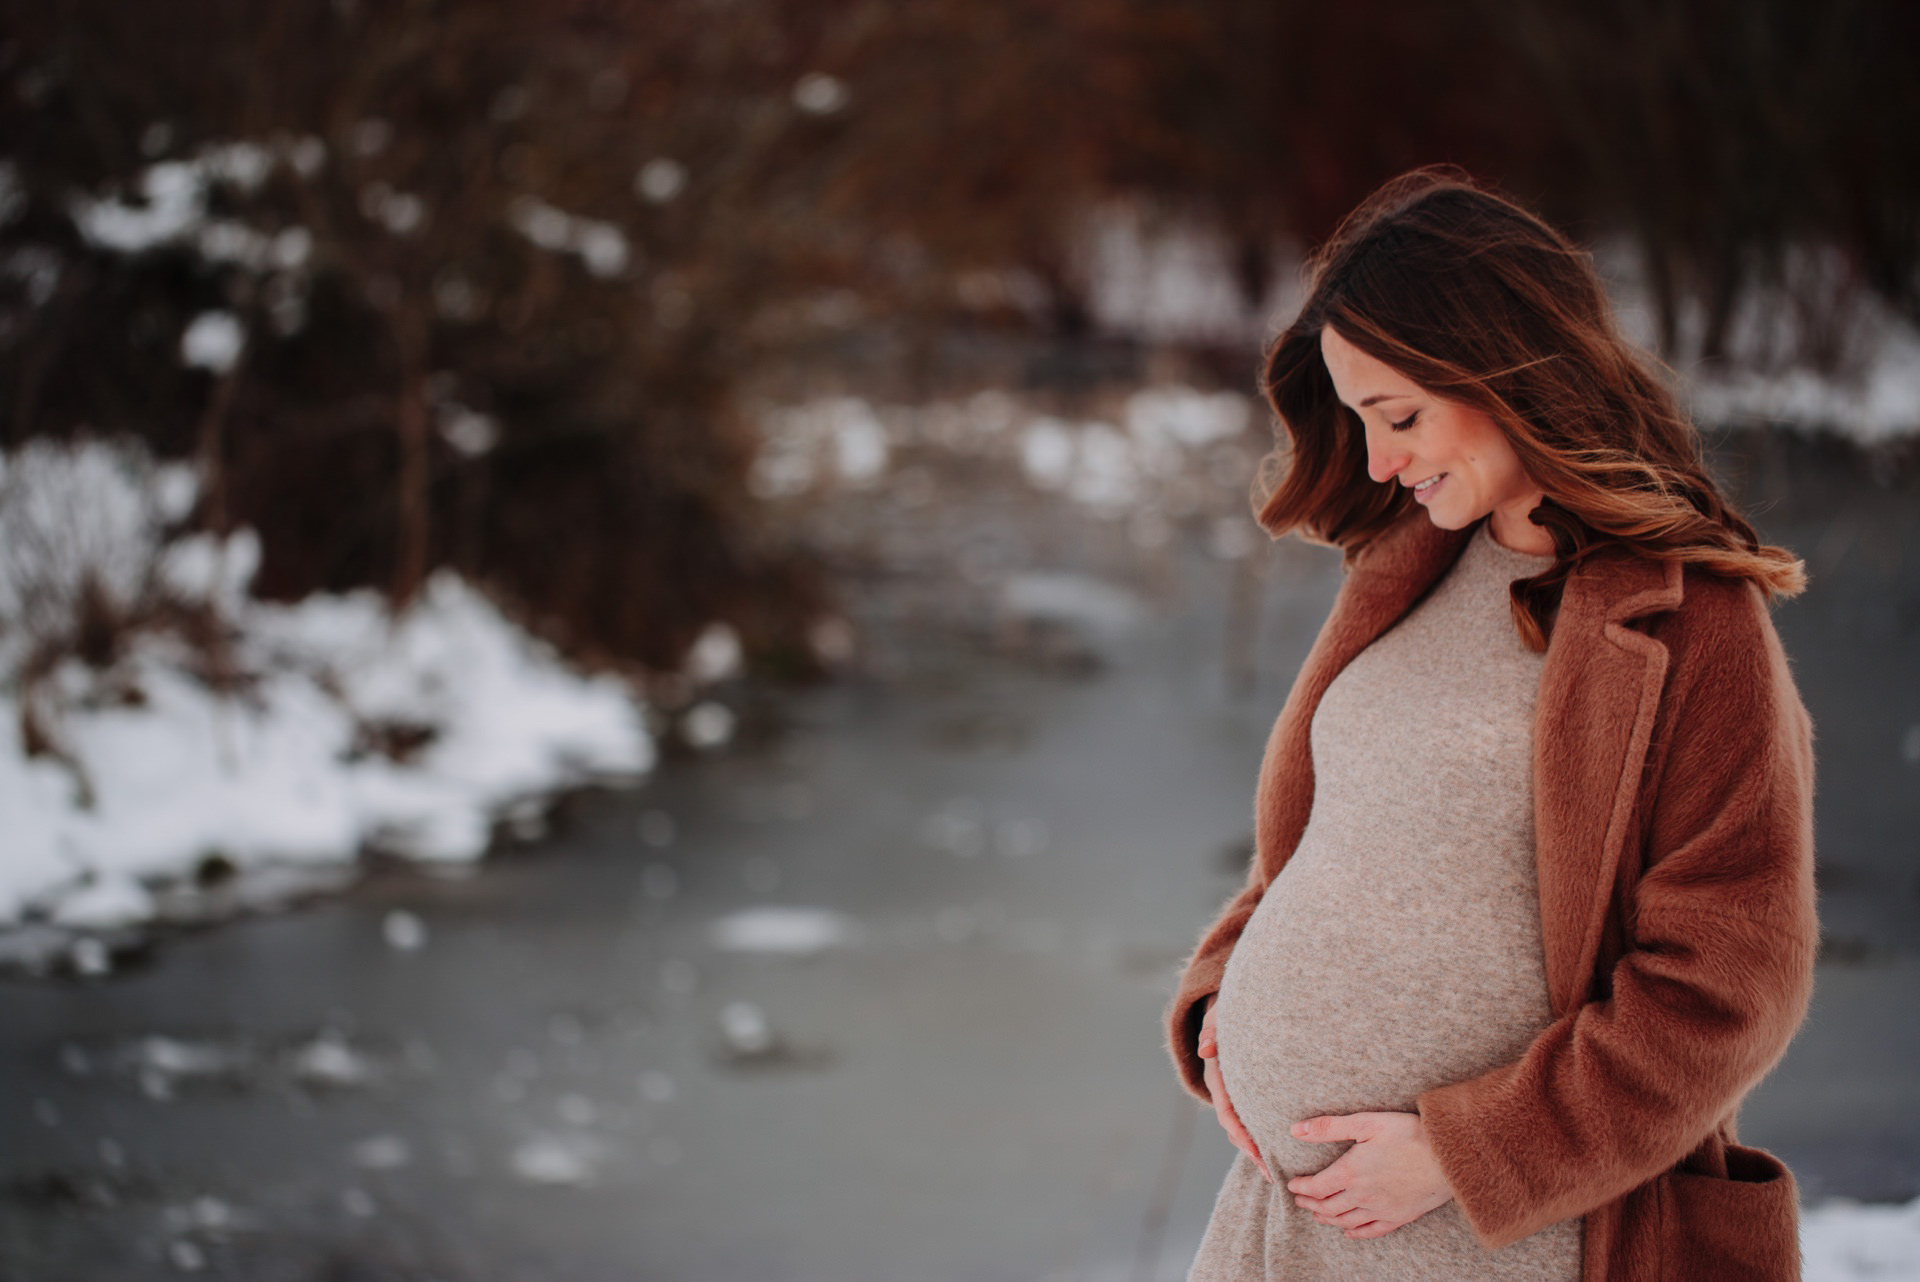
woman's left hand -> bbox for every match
[1285,1111,1454,1238]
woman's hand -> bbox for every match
[1196,998,1276,1184]
[1286,1111,1453,1238]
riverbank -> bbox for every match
[0,402,1914,1279]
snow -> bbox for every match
[180,311,244,373]
[381,910,428,951]
[718,1000,775,1054]
[49,873,155,929]
[0,439,659,938]
[684,623,743,683]
[349,1134,412,1171]
[752,385,1254,523]
[71,143,302,268]
[999,572,1144,637]
[749,398,892,497]
[681,701,737,750]
[1125,387,1253,450]
[0,436,170,627]
[635,158,688,204]
[1017,417,1077,489]
[73,159,210,251]
[1075,202,1267,347]
[792,72,849,116]
[1804,1197,1920,1280]
[510,1131,609,1186]
[285,1029,379,1088]
[1688,337,1920,444]
[708,906,859,955]
[436,404,500,458]
[1064,217,1920,443]
[507,196,632,279]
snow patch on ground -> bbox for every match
[752,385,1261,524]
[999,572,1145,638]
[1069,215,1920,444]
[1688,339,1920,444]
[510,1131,612,1187]
[708,906,860,955]
[1804,1196,1920,1280]
[0,439,657,941]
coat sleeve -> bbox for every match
[1416,581,1819,1249]
[1165,870,1268,1103]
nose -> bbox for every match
[1362,418,1409,485]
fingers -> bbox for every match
[1285,1155,1350,1200]
[1201,1057,1275,1185]
[1292,1112,1379,1144]
[1196,1026,1217,1059]
[1291,1186,1358,1217]
[1310,1206,1374,1230]
[1343,1219,1398,1239]
[1224,1110,1276,1185]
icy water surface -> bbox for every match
[0,424,1915,1280]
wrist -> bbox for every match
[1411,1115,1455,1200]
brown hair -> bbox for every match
[1255,166,1805,650]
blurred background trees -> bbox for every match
[3,0,1915,673]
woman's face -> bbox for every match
[1319,324,1550,554]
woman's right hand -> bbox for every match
[1197,997,1276,1184]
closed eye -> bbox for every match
[1389,411,1419,432]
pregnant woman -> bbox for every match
[1167,170,1818,1281]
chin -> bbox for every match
[1421,507,1479,532]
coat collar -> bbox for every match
[1345,511,1683,627]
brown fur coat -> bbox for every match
[1166,512,1818,1281]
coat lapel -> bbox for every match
[1254,515,1687,1016]
[1253,518,1471,880]
[1533,552,1685,1015]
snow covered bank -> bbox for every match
[1804,1196,1920,1280]
[1063,208,1920,445]
[0,440,656,960]
[750,384,1259,527]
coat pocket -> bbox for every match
[1655,1143,1800,1282]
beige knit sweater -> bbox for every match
[1188,519,1582,1281]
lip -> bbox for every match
[1410,473,1446,504]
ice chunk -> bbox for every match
[350,1135,411,1170]
[682,702,735,750]
[510,1132,605,1187]
[718,1001,773,1056]
[381,910,427,951]
[708,906,857,956]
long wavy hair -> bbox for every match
[1256,167,1805,650]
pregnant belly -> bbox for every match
[1209,851,1556,1178]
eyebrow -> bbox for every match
[1357,393,1408,407]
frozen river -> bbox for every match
[0,422,1915,1280]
